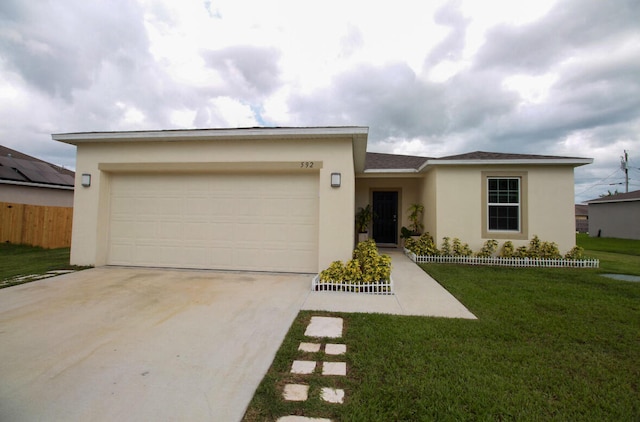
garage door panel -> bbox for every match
[108,173,318,272]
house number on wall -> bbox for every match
[300,161,314,168]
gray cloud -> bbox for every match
[0,0,151,100]
[201,46,282,99]
[475,0,640,73]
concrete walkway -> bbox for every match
[301,250,477,319]
[0,250,474,422]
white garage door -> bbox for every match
[108,172,319,273]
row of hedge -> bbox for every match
[405,234,585,260]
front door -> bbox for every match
[372,191,398,245]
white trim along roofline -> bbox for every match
[0,179,74,190]
[51,126,369,143]
[417,158,593,171]
[587,198,640,204]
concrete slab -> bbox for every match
[322,362,346,376]
[304,316,343,338]
[291,360,316,374]
[0,267,311,422]
[325,344,346,355]
[302,250,477,319]
[282,384,309,401]
[321,387,345,404]
[299,342,321,353]
[277,416,332,422]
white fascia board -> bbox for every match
[363,168,419,174]
[0,179,74,190]
[418,158,593,171]
[52,127,369,144]
[587,198,640,204]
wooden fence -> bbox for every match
[0,202,73,249]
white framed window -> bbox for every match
[487,177,520,231]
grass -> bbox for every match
[0,243,87,288]
[577,233,640,275]
[244,237,640,421]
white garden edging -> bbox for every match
[404,248,599,268]
[311,275,394,295]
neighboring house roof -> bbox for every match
[575,204,588,216]
[0,145,75,188]
[365,152,431,171]
[586,189,640,204]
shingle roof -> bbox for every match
[575,204,588,215]
[0,145,75,187]
[586,189,640,204]
[436,151,586,160]
[365,152,431,170]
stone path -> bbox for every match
[276,316,346,422]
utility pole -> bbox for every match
[620,150,629,193]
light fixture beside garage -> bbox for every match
[81,173,91,187]
[331,172,341,188]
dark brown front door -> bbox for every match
[372,191,398,244]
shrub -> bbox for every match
[501,241,515,258]
[440,237,452,256]
[319,240,391,284]
[452,238,473,257]
[405,232,439,256]
[319,261,345,283]
[515,246,529,258]
[476,239,499,257]
[564,246,585,260]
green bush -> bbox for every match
[564,246,585,260]
[440,237,452,256]
[476,239,498,257]
[405,232,439,256]
[500,241,515,257]
[319,240,391,283]
[407,234,585,261]
[452,238,473,257]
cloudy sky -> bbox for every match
[1,0,639,202]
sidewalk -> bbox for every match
[301,250,477,319]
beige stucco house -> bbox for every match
[587,190,640,240]
[53,127,592,273]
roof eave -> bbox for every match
[363,168,419,174]
[421,158,593,168]
[0,179,74,190]
[587,198,640,204]
[52,127,370,144]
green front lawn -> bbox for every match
[244,237,640,421]
[577,233,640,275]
[0,243,86,288]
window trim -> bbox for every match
[481,171,528,240]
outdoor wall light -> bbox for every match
[81,173,91,187]
[331,172,341,188]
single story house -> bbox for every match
[0,145,75,207]
[574,204,589,233]
[53,127,592,273]
[586,190,640,240]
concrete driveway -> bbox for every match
[0,267,311,422]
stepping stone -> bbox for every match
[298,342,321,353]
[277,416,332,422]
[322,361,346,376]
[321,387,345,404]
[291,360,316,374]
[283,384,308,401]
[305,316,343,338]
[325,343,346,355]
